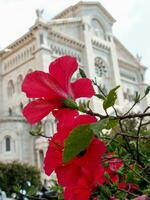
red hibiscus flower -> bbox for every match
[104,157,123,183]
[56,138,106,187]
[22,56,95,124]
[44,111,97,176]
[44,110,106,187]
[52,108,79,132]
[118,182,139,192]
[64,175,98,200]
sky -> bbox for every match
[0,0,150,84]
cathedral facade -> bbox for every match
[0,1,148,182]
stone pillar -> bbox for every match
[82,17,105,112]
[0,75,2,115]
[82,16,95,79]
[109,36,124,106]
[32,23,52,72]
[0,60,3,115]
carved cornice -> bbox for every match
[48,30,85,50]
[1,33,35,59]
[48,17,82,26]
[0,116,25,123]
[91,37,110,51]
[2,56,35,76]
[118,59,142,70]
[114,37,141,66]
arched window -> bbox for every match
[30,47,32,54]
[39,33,44,45]
[21,52,24,60]
[24,51,26,59]
[27,49,29,57]
[32,45,35,52]
[16,75,23,93]
[20,102,23,110]
[15,57,17,64]
[8,107,12,116]
[7,80,15,97]
[4,63,7,71]
[5,136,11,152]
[91,19,105,39]
[18,54,20,62]
[95,57,107,77]
[39,150,44,170]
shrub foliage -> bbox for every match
[0,161,41,196]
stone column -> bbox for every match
[0,75,2,115]
[82,16,95,79]
[82,17,105,112]
[0,60,3,115]
[109,36,124,106]
[31,23,52,72]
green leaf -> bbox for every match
[145,85,150,95]
[79,68,87,78]
[90,119,109,135]
[90,118,119,136]
[63,124,94,163]
[99,185,111,198]
[95,94,105,100]
[133,91,140,103]
[104,172,111,180]
[63,98,78,109]
[106,118,119,129]
[103,86,120,110]
[126,171,134,182]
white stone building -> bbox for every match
[0,1,148,183]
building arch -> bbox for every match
[39,150,44,171]
[7,80,15,98]
[5,136,11,152]
[0,130,19,159]
[91,18,105,39]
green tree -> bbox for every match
[0,161,41,197]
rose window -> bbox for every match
[95,57,107,77]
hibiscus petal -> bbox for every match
[44,146,62,176]
[23,99,62,124]
[56,163,82,187]
[53,108,79,131]
[111,174,119,183]
[22,71,68,99]
[44,131,68,176]
[44,147,62,176]
[49,56,78,93]
[64,187,91,200]
[109,158,123,172]
[73,115,97,130]
[71,78,95,99]
[94,165,105,185]
[64,177,93,200]
[77,138,106,183]
[53,108,78,123]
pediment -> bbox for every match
[53,1,116,25]
[114,37,140,67]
